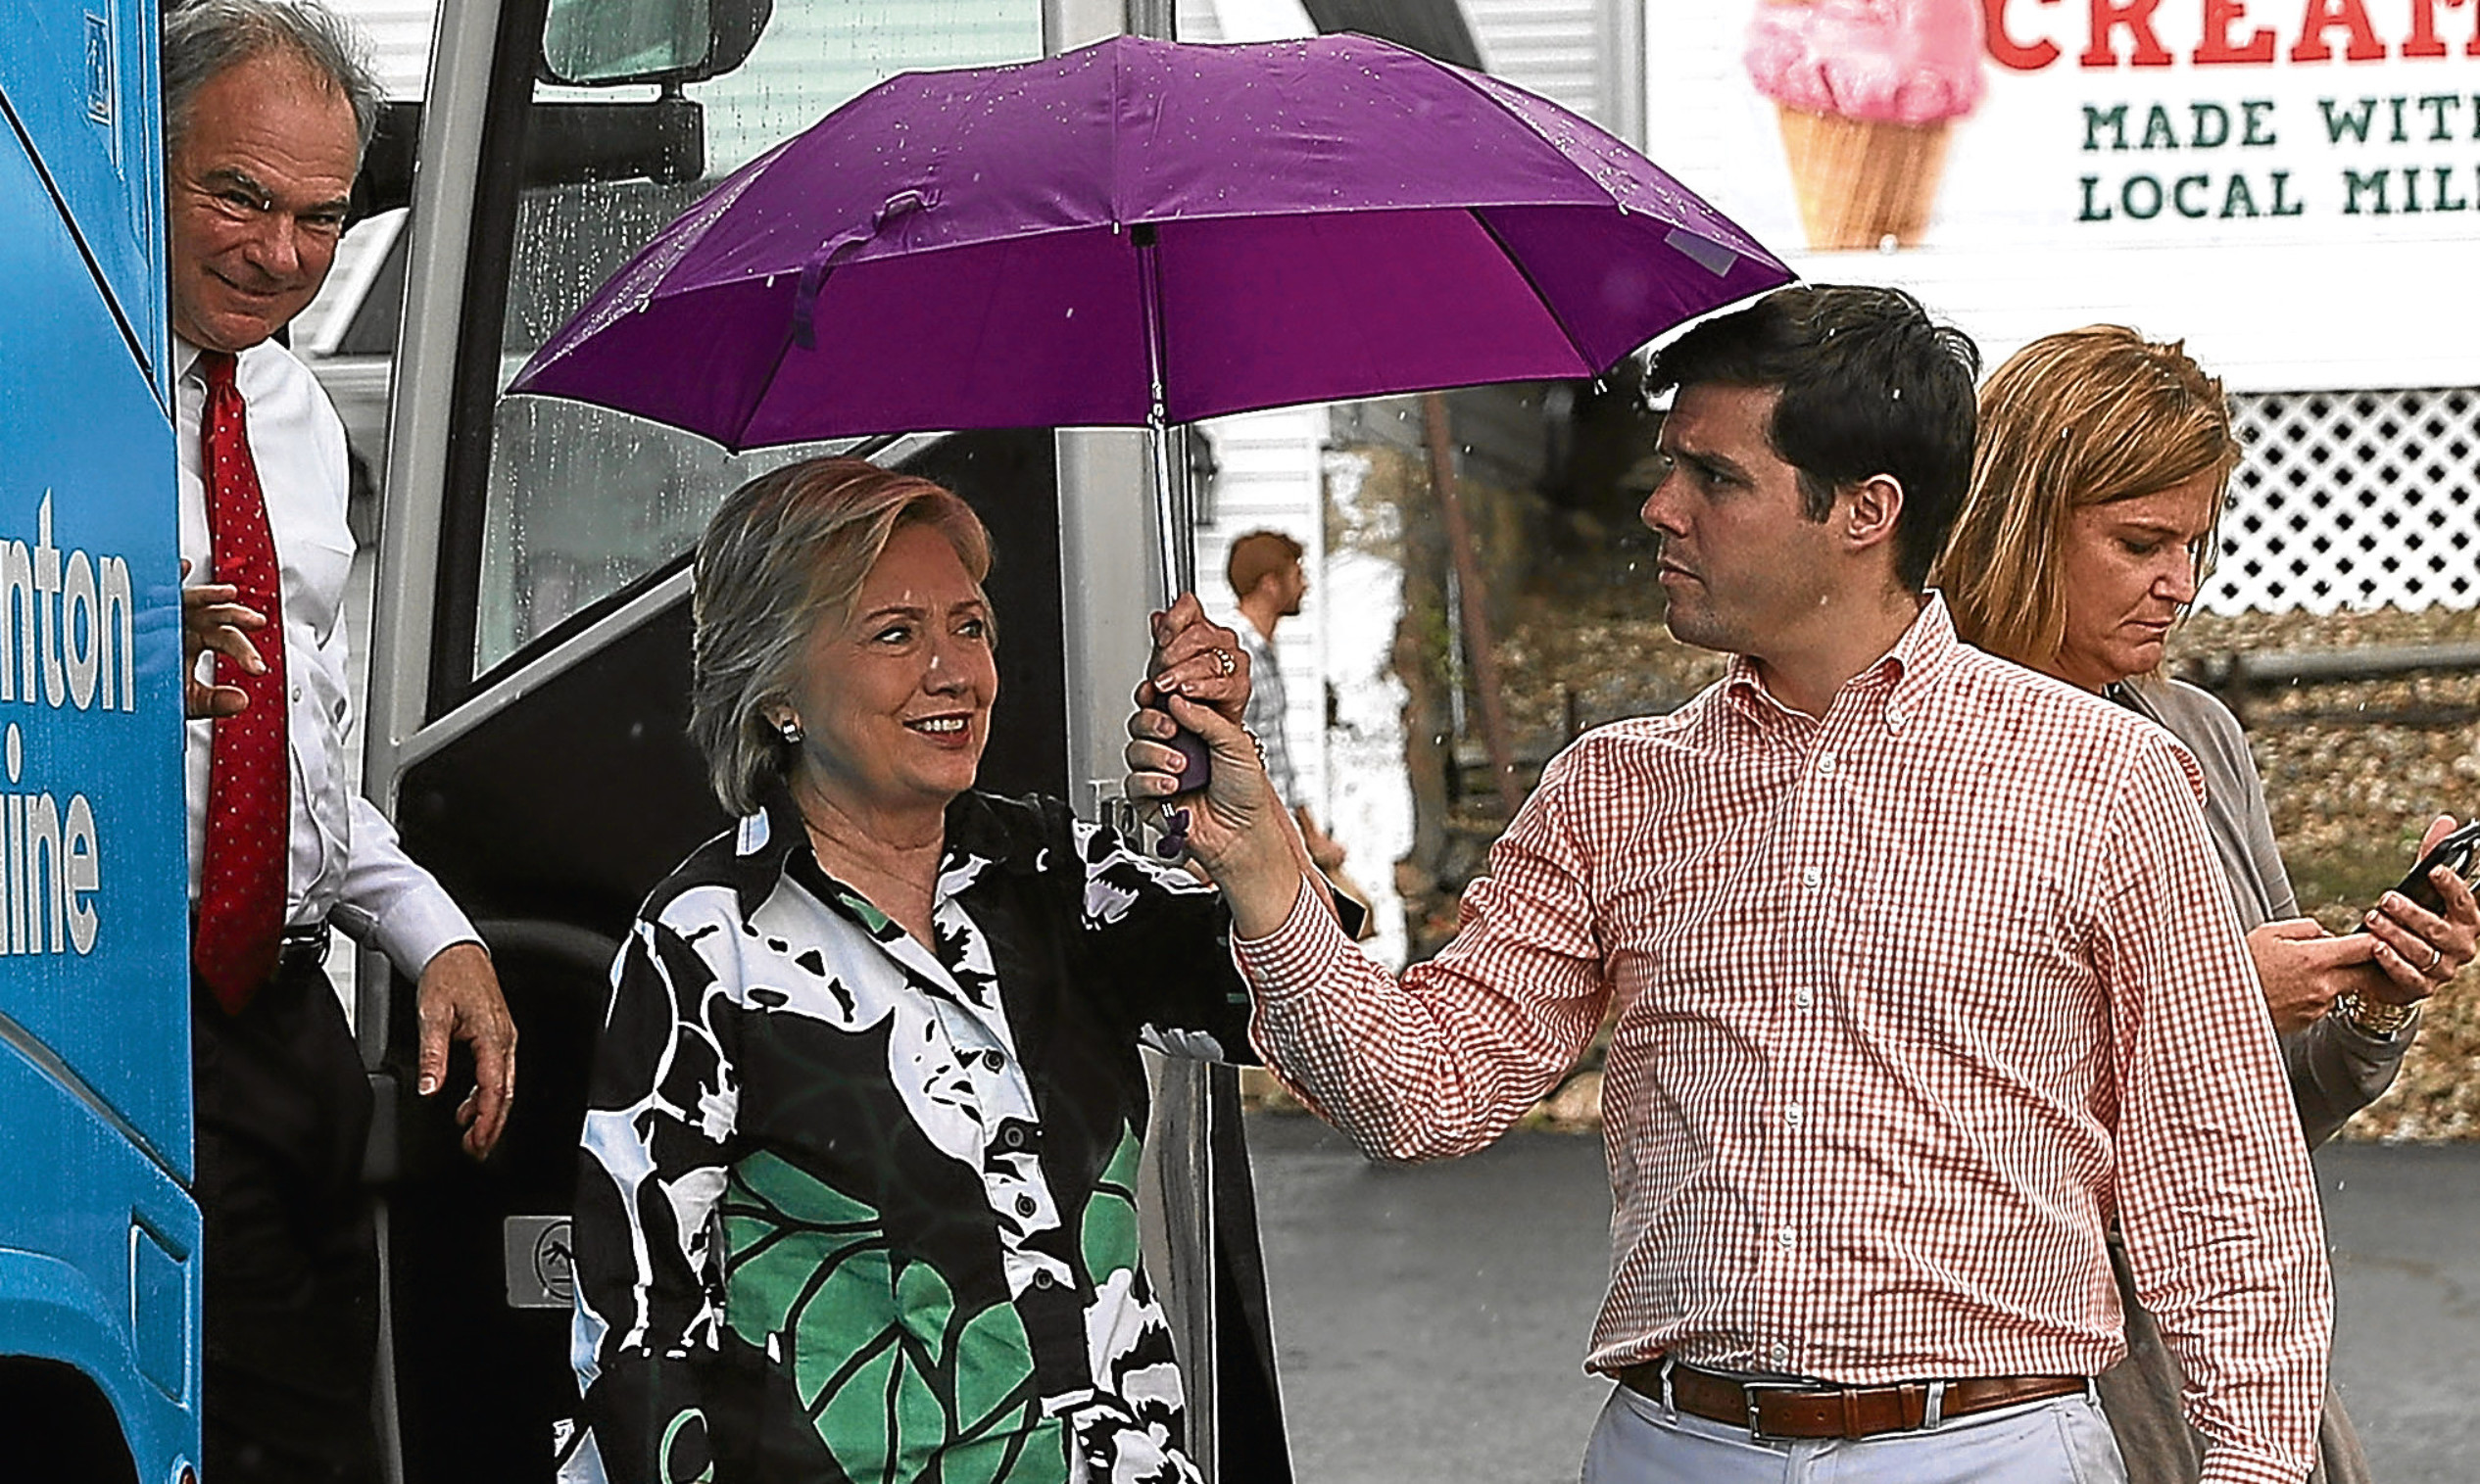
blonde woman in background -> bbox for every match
[1939,325,2479,1484]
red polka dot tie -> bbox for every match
[193,351,290,1015]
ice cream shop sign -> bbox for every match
[1726,0,2479,253]
[1992,0,2480,227]
[1985,0,2480,71]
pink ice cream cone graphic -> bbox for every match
[1745,0,1986,251]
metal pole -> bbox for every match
[1149,419,1219,1478]
[359,3,504,1479]
[1423,393,1525,819]
[1136,224,1220,1478]
[1047,3,1219,1471]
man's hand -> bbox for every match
[2246,918,2377,1035]
[414,941,517,1159]
[2358,813,2480,1005]
[179,556,267,719]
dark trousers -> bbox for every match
[192,959,381,1484]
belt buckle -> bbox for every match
[1739,1380,1810,1441]
[278,923,330,968]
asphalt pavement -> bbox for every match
[1246,1113,2480,1484]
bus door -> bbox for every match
[356,1,1095,1476]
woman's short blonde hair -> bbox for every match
[690,456,994,815]
[1937,325,2240,668]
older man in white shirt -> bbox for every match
[166,2,514,1479]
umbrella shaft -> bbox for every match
[1151,421,1194,599]
[1133,229,1194,599]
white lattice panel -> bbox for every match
[2205,388,2480,616]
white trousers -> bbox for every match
[1580,1382,2130,1484]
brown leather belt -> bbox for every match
[1615,1359,2089,1441]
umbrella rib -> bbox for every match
[734,291,808,451]
[1109,42,1126,229]
[1461,206,1599,374]
[1426,53,1762,260]
[1429,63,1627,203]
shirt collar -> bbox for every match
[1719,592,1958,731]
[172,335,281,386]
[725,784,1040,923]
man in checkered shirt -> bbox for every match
[1129,285,2327,1484]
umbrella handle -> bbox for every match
[1151,727,1213,859]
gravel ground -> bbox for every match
[1398,588,2480,1142]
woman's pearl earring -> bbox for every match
[777,717,805,745]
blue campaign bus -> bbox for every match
[0,0,1262,1476]
[0,0,201,1478]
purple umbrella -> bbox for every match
[508,31,1791,447]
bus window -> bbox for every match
[469,0,1043,676]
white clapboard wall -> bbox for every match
[330,0,432,95]
[1191,407,1333,823]
[1463,0,1600,120]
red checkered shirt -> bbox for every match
[1238,598,2327,1484]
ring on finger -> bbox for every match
[2426,941,2445,974]
[1213,647,1237,677]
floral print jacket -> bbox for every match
[570,788,1253,1484]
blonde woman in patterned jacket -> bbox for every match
[568,456,1324,1484]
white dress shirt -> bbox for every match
[176,337,476,980]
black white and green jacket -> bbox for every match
[570,789,1254,1484]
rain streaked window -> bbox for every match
[477,0,1041,675]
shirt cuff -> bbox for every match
[1230,874,1352,1002]
[342,886,483,981]
[2197,1448,2311,1484]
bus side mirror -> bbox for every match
[536,0,773,87]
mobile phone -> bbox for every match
[2354,817,2480,929]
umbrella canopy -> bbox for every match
[510,32,1791,448]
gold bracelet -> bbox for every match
[2335,992,2418,1039]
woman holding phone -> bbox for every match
[1939,325,2479,1484]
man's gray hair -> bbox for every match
[162,0,385,161]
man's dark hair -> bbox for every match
[1226,529,1304,599]
[1645,285,1980,592]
